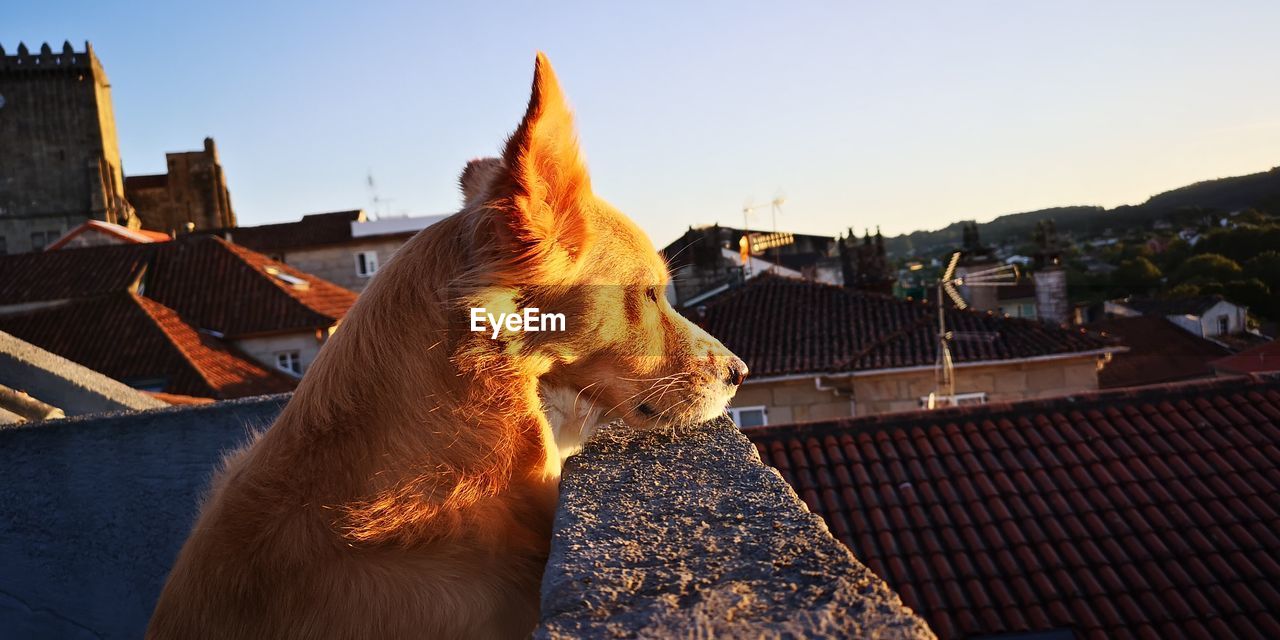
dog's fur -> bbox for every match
[146,53,746,639]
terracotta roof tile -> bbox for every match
[688,273,1113,378]
[0,234,357,337]
[0,294,295,398]
[747,375,1280,639]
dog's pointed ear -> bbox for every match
[497,53,593,259]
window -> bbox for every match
[728,405,768,428]
[30,230,59,250]
[1216,314,1229,335]
[920,392,988,409]
[275,351,302,376]
[355,251,379,277]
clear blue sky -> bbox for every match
[5,1,1278,246]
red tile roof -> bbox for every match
[0,294,296,399]
[1088,316,1232,388]
[690,273,1113,378]
[1212,340,1280,375]
[748,375,1280,639]
[0,235,357,337]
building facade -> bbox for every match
[0,42,138,254]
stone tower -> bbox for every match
[126,137,237,235]
[0,42,138,254]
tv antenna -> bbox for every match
[741,191,787,273]
[366,172,391,221]
[928,251,1019,409]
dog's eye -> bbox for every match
[645,286,659,303]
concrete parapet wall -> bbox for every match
[538,416,933,639]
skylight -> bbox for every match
[263,266,310,290]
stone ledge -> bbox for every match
[538,415,935,639]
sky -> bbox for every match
[4,1,1279,247]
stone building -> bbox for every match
[0,42,138,254]
[124,137,237,235]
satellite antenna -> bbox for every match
[927,251,1020,409]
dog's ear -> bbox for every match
[496,53,593,261]
[460,157,503,204]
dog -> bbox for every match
[146,53,747,639]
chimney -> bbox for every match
[1033,220,1069,324]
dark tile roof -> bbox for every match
[212,210,363,252]
[1088,316,1232,388]
[690,273,1113,378]
[1212,340,1280,375]
[0,235,357,337]
[748,376,1280,639]
[0,242,151,303]
[0,294,296,399]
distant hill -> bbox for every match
[885,166,1280,257]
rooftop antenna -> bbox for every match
[366,171,385,221]
[928,251,1020,409]
[741,191,788,273]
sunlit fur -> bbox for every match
[146,53,745,640]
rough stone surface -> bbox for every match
[537,415,935,639]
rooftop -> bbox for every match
[213,210,366,252]
[1212,340,1280,375]
[204,210,447,253]
[688,273,1113,378]
[0,234,357,337]
[0,294,296,399]
[748,375,1280,638]
[1088,316,1232,388]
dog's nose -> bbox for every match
[725,357,749,386]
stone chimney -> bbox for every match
[1033,220,1069,324]
[955,221,999,312]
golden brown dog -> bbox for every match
[147,53,747,639]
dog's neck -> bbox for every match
[256,218,564,546]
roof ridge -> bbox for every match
[749,373,1278,440]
